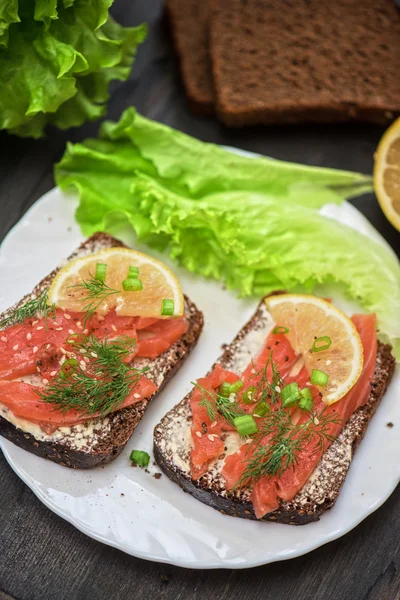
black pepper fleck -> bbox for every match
[386,422,394,428]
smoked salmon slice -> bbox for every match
[0,376,157,432]
[0,309,188,379]
[252,314,377,517]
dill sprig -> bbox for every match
[0,290,56,330]
[249,351,283,405]
[70,274,120,325]
[236,406,341,488]
[195,383,245,426]
[38,335,147,416]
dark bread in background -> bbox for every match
[168,0,400,126]
[0,233,204,469]
[154,298,396,525]
[209,0,400,126]
[166,0,214,114]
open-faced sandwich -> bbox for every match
[0,233,203,468]
[154,293,395,524]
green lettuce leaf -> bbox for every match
[55,108,400,356]
[0,1,146,138]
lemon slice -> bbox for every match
[48,247,184,318]
[265,294,364,405]
[373,117,400,232]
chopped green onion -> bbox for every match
[220,379,244,398]
[281,382,301,408]
[229,380,244,394]
[60,358,79,379]
[272,326,289,335]
[130,450,150,468]
[95,263,107,282]
[233,415,258,437]
[311,336,332,353]
[161,299,174,316]
[219,382,232,397]
[242,386,257,404]
[299,387,314,411]
[253,401,270,417]
[310,369,329,387]
[122,278,143,292]
[128,266,139,279]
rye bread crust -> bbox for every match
[0,233,204,469]
[154,299,396,525]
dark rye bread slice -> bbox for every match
[154,299,396,525]
[0,233,203,469]
[166,0,214,114]
[209,0,400,126]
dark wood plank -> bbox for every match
[0,1,399,600]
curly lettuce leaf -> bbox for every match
[55,109,400,355]
[0,1,146,137]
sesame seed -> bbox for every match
[1,336,7,342]
[50,371,57,377]
[26,332,32,341]
[79,348,87,354]
[77,322,83,330]
[80,361,87,371]
[33,346,39,354]
[56,327,63,331]
[68,329,74,335]
[314,417,320,425]
[64,314,71,320]
[91,352,98,358]
[211,421,217,428]
[251,368,256,374]
[326,360,331,366]
[133,393,141,399]
[229,393,236,403]
[42,379,49,385]
[195,431,202,438]
[32,320,38,326]
[36,326,43,331]
[111,325,117,332]
[275,385,281,393]
[245,438,252,444]
[207,434,215,442]
[13,344,19,351]
[60,347,67,355]
[84,356,90,364]
[59,356,66,366]
[83,329,89,335]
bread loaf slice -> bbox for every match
[0,233,204,469]
[154,299,396,525]
[166,0,214,114]
[209,0,400,126]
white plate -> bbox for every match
[0,148,399,569]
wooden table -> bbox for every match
[0,3,399,599]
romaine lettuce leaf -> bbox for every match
[55,108,400,356]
